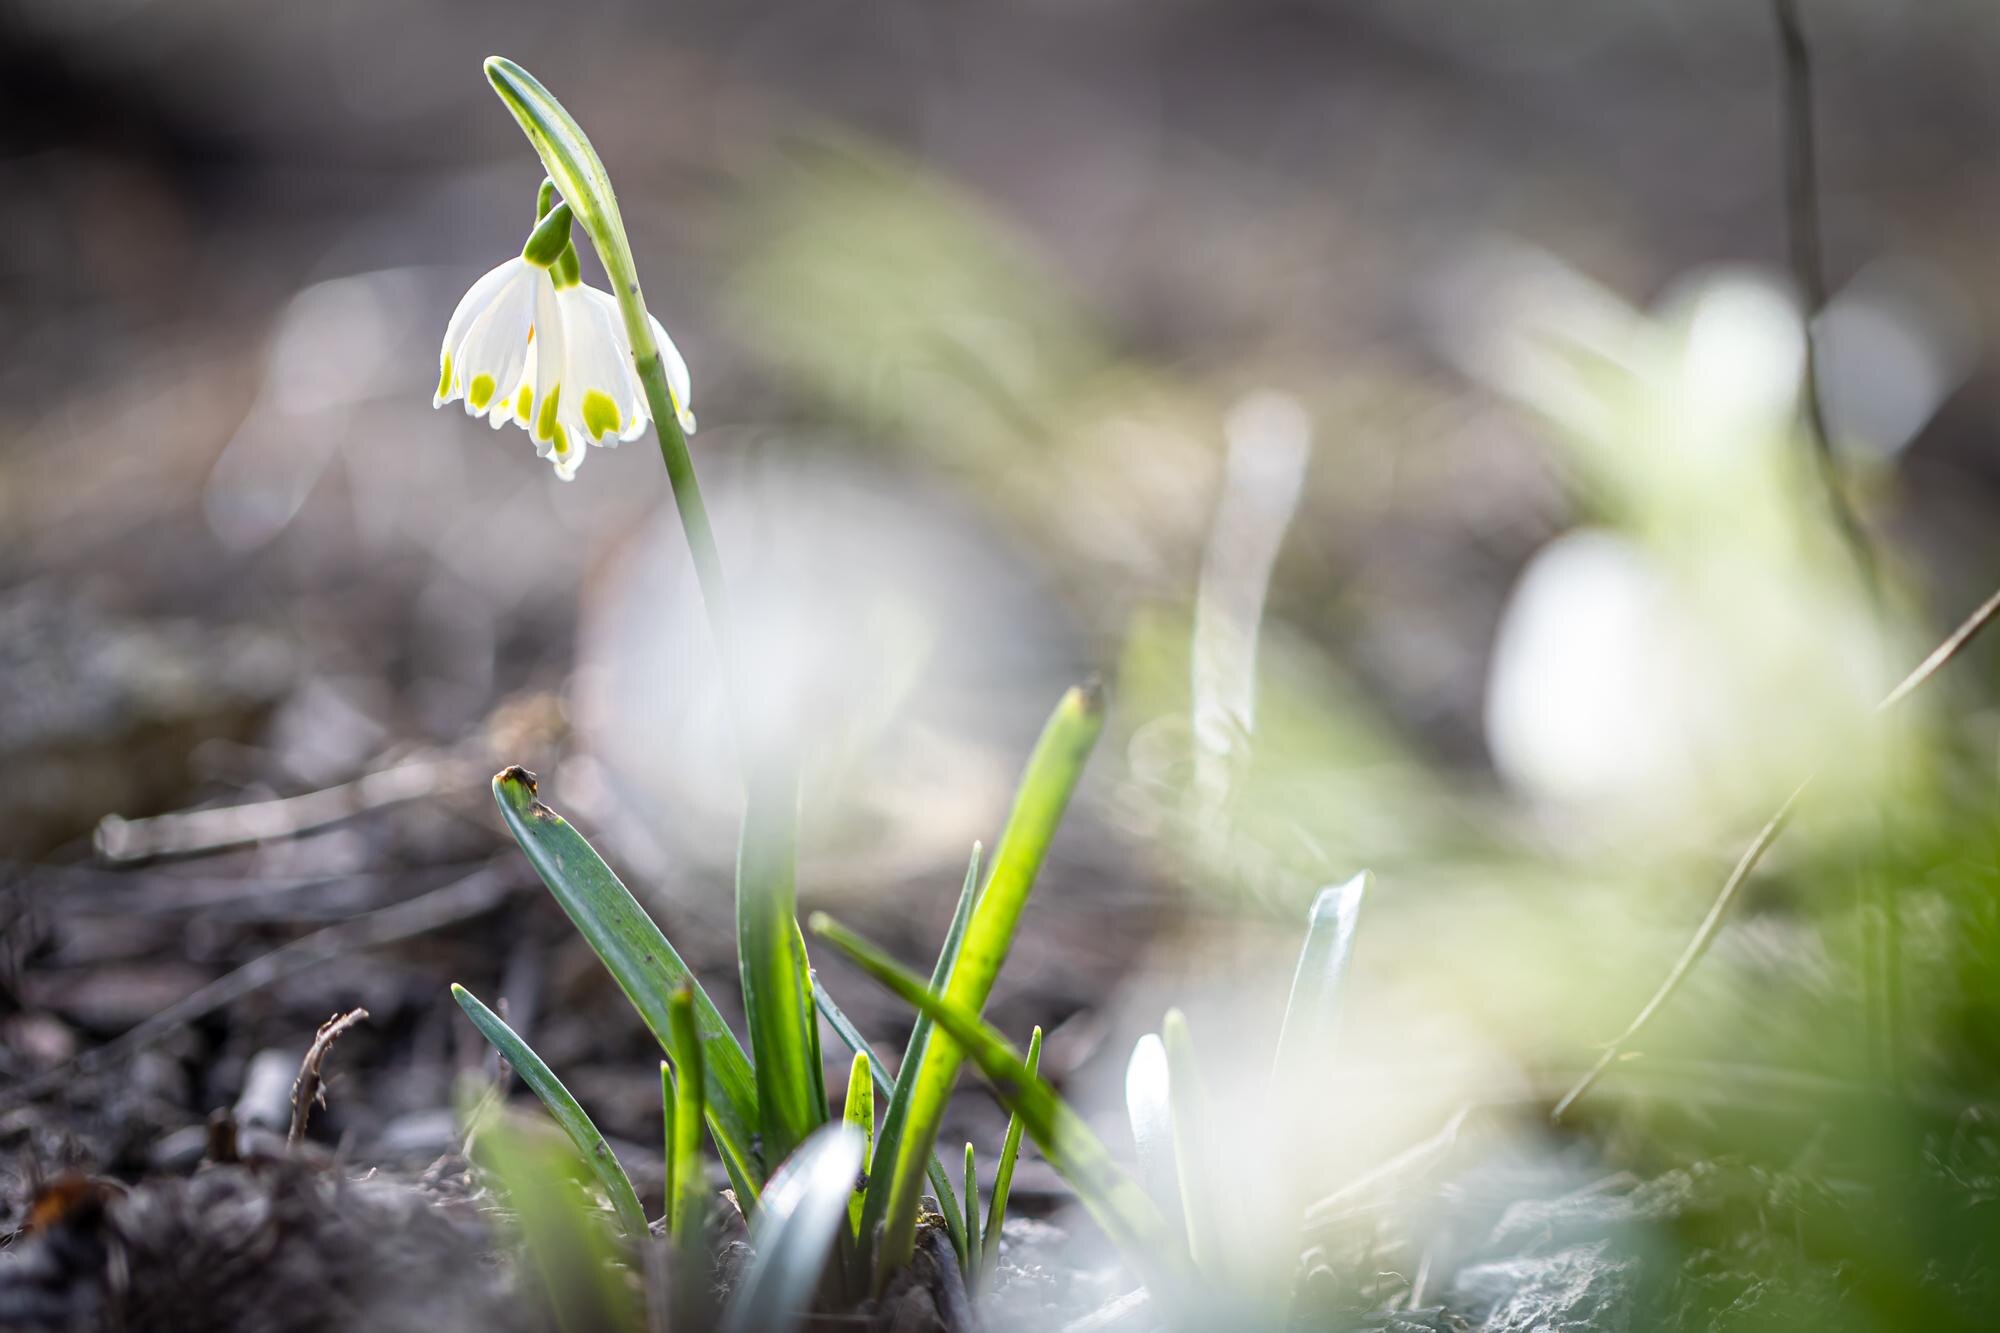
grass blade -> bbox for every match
[840,1052,873,1236]
[660,1060,676,1222]
[665,990,708,1243]
[491,767,762,1201]
[719,1124,867,1333]
[962,1142,980,1275]
[1162,1009,1222,1275]
[479,1111,641,1333]
[879,684,1105,1269]
[451,983,646,1237]
[738,754,827,1168]
[1125,1032,1179,1229]
[811,979,967,1261]
[980,1025,1039,1274]
[810,912,1189,1305]
[856,841,981,1273]
[1272,872,1367,1094]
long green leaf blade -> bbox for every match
[962,1142,980,1273]
[660,1060,677,1222]
[981,1025,1040,1273]
[719,1125,867,1333]
[840,1052,873,1236]
[1162,1009,1222,1275]
[738,754,826,1167]
[855,841,980,1271]
[479,1111,641,1333]
[880,684,1105,1269]
[1272,873,1368,1094]
[491,767,762,1197]
[1124,1031,1180,1228]
[451,983,646,1237]
[810,913,1189,1305]
[811,979,966,1260]
[666,990,709,1243]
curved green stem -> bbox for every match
[485,55,732,663]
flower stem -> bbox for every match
[485,55,734,663]
[635,352,732,653]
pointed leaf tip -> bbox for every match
[1309,870,1368,925]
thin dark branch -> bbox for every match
[1774,0,1879,596]
[1552,582,2000,1121]
[290,1007,370,1146]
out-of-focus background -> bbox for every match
[8,0,2000,1326]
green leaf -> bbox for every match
[659,1060,677,1220]
[665,990,709,1244]
[719,1125,867,1333]
[810,912,1190,1306]
[962,1142,980,1276]
[738,754,826,1167]
[491,767,762,1200]
[1162,1009,1223,1275]
[1272,873,1368,1097]
[811,979,967,1263]
[857,841,980,1275]
[451,983,646,1237]
[450,980,644,1232]
[1124,1031,1180,1228]
[840,1052,873,1236]
[879,684,1104,1270]
[981,1025,1040,1274]
[477,1110,641,1333]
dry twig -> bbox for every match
[290,1007,369,1146]
[93,755,479,862]
[1774,0,1879,596]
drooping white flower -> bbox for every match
[535,284,697,479]
[435,198,697,480]
[435,254,566,457]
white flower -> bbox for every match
[543,284,697,477]
[436,229,697,480]
[435,255,566,458]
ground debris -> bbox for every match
[0,1158,544,1333]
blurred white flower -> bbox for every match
[1484,528,1711,819]
[434,254,568,464]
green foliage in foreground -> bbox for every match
[447,50,1369,1333]
[455,684,1106,1313]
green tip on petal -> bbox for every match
[581,388,621,440]
[436,353,454,401]
[535,385,561,441]
[469,373,497,411]
[514,384,533,424]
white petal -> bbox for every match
[548,422,586,480]
[575,286,696,438]
[558,287,643,447]
[452,268,536,419]
[647,310,697,435]
[434,259,520,407]
[571,288,649,442]
[528,272,565,444]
